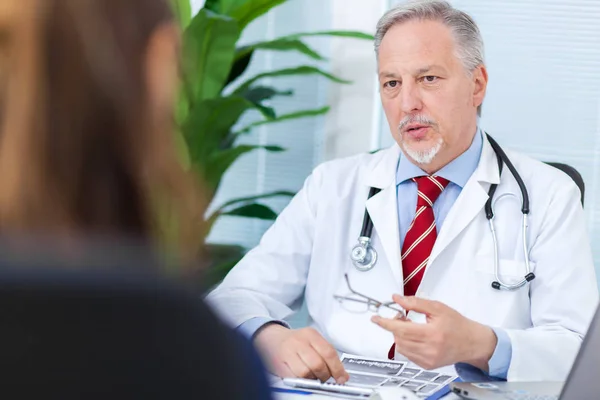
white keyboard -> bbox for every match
[283,377,374,396]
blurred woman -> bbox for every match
[0,0,271,398]
[0,0,198,253]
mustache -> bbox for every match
[397,115,437,132]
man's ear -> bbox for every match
[472,64,488,110]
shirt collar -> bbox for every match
[396,128,483,188]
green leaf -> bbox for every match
[255,104,276,119]
[203,0,220,12]
[204,212,221,237]
[170,0,192,29]
[201,146,253,192]
[218,0,288,30]
[237,38,325,62]
[200,145,285,191]
[222,203,278,220]
[242,86,293,103]
[225,49,253,87]
[208,0,234,13]
[200,243,246,289]
[234,66,350,94]
[202,258,241,289]
[218,190,295,209]
[263,145,285,151]
[224,30,371,87]
[175,88,190,126]
[235,106,330,134]
[256,106,330,126]
[284,30,375,40]
[182,9,240,101]
[174,129,191,169]
[205,190,294,230]
[183,96,256,163]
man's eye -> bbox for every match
[422,76,438,83]
[384,80,399,88]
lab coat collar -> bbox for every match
[426,134,502,272]
[362,145,401,190]
[474,132,501,186]
[362,132,500,190]
[396,128,483,188]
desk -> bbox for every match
[273,390,462,399]
[271,380,462,399]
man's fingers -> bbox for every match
[393,295,441,315]
[285,351,318,379]
[395,312,408,320]
[309,335,349,383]
[297,345,332,382]
[372,316,428,341]
[394,336,429,354]
[394,340,441,371]
[264,327,347,383]
[273,359,296,378]
[393,344,429,369]
[372,315,401,331]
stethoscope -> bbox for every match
[350,133,536,291]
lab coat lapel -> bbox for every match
[428,136,501,266]
[363,145,404,286]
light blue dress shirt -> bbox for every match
[239,129,511,380]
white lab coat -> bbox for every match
[207,135,599,382]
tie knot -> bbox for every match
[412,176,450,207]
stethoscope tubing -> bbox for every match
[350,133,535,291]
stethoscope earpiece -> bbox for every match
[525,272,536,282]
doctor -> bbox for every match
[207,0,599,384]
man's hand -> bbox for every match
[254,324,349,383]
[372,295,497,371]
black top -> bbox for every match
[0,238,272,399]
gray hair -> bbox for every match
[375,0,485,115]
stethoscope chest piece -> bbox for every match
[351,237,377,271]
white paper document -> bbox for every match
[339,353,457,398]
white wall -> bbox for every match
[321,0,387,161]
[190,0,203,13]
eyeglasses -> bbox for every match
[333,274,405,319]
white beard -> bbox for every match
[402,136,443,165]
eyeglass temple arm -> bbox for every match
[343,273,383,307]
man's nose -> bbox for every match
[399,82,423,113]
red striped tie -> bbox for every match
[388,175,449,359]
[402,176,450,296]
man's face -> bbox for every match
[378,19,487,171]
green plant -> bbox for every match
[170,0,373,286]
